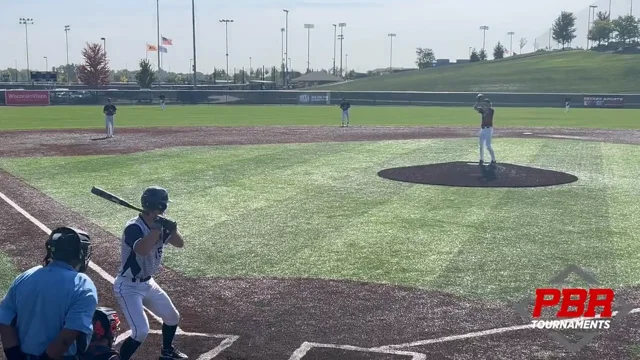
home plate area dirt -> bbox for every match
[1,126,640,360]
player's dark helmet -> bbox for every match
[44,227,92,272]
[92,307,121,347]
[141,186,170,212]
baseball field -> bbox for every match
[1,104,640,359]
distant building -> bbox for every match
[435,59,451,66]
[456,59,471,64]
[291,72,342,87]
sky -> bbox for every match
[0,0,635,74]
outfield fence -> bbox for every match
[0,89,637,108]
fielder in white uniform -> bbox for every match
[473,96,496,166]
[340,98,351,127]
[113,186,188,360]
[103,98,117,138]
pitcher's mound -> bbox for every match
[378,161,578,188]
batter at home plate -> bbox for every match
[113,186,188,360]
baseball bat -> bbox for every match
[91,187,145,213]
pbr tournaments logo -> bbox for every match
[515,265,633,352]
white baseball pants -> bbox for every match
[342,110,349,125]
[113,276,180,343]
[479,127,495,162]
[105,115,115,137]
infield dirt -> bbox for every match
[0,126,639,360]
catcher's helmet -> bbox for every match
[92,307,120,346]
[45,227,92,272]
[141,186,170,212]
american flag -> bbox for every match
[162,36,173,45]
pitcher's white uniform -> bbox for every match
[474,99,496,165]
[113,216,180,343]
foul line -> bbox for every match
[0,190,239,359]
[288,342,426,360]
[373,308,640,350]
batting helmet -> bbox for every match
[141,186,170,212]
[92,307,121,346]
[44,227,92,273]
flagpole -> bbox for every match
[157,0,161,70]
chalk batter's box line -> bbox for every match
[288,341,427,360]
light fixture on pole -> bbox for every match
[388,33,396,72]
[332,24,337,76]
[283,9,289,86]
[479,25,489,52]
[219,19,234,81]
[507,31,515,56]
[43,56,48,71]
[19,18,34,80]
[64,25,71,84]
[304,24,314,73]
[338,23,346,77]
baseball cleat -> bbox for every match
[478,160,484,165]
[160,346,188,359]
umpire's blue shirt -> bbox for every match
[0,260,98,356]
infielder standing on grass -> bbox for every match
[340,97,351,127]
[474,94,496,166]
[565,96,571,113]
[103,98,117,138]
[113,186,188,360]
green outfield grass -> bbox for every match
[0,253,18,298]
[322,51,640,92]
[0,105,639,131]
[1,138,639,301]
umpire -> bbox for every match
[0,227,98,360]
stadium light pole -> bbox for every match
[283,9,289,87]
[332,24,337,76]
[100,37,106,54]
[43,56,48,71]
[219,19,233,81]
[388,33,396,72]
[19,18,34,80]
[304,24,314,73]
[280,28,285,83]
[191,0,197,87]
[14,60,18,82]
[479,25,489,52]
[338,23,346,77]
[249,56,252,79]
[64,25,71,84]
[588,5,597,49]
[507,31,514,56]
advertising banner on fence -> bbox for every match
[583,96,624,108]
[298,93,331,105]
[4,90,50,106]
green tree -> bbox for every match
[478,48,488,61]
[469,48,480,62]
[135,59,156,88]
[612,15,640,44]
[552,11,578,49]
[415,47,435,69]
[493,42,506,59]
[589,17,614,47]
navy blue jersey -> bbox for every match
[340,101,351,111]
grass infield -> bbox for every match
[0,105,639,131]
[1,138,640,301]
